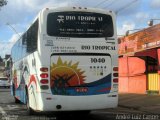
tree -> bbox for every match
[0,0,7,8]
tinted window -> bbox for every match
[27,20,38,53]
[11,19,38,62]
[47,12,114,38]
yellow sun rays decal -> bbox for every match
[50,57,86,88]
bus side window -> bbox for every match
[22,33,27,58]
[27,28,32,53]
[26,19,38,53]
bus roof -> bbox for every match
[40,6,115,16]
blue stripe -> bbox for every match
[51,74,112,96]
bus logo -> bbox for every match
[57,15,64,23]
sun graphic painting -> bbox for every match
[50,57,86,90]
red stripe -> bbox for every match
[97,87,111,92]
[28,75,37,90]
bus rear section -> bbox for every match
[39,7,118,111]
[45,53,118,111]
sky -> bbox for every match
[0,0,160,58]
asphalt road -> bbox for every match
[0,88,153,120]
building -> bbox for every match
[119,23,160,94]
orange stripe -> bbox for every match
[28,75,37,90]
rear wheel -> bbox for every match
[26,88,35,115]
[15,97,21,103]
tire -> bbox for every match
[26,89,35,115]
[15,97,21,103]
[13,84,16,96]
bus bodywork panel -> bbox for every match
[50,53,112,96]
[11,7,118,112]
[36,93,118,111]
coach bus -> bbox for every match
[10,6,118,115]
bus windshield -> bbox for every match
[47,12,114,38]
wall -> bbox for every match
[119,57,147,94]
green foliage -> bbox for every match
[0,0,7,7]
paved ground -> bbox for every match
[0,88,160,120]
[119,93,160,114]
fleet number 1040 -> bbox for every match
[90,58,105,63]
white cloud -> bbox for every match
[0,33,20,58]
[117,21,135,35]
[0,0,69,25]
[40,1,69,9]
[150,0,160,8]
[15,0,69,12]
[9,33,20,43]
[23,0,46,10]
[136,12,149,21]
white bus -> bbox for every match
[11,6,118,115]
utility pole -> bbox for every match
[6,22,21,37]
